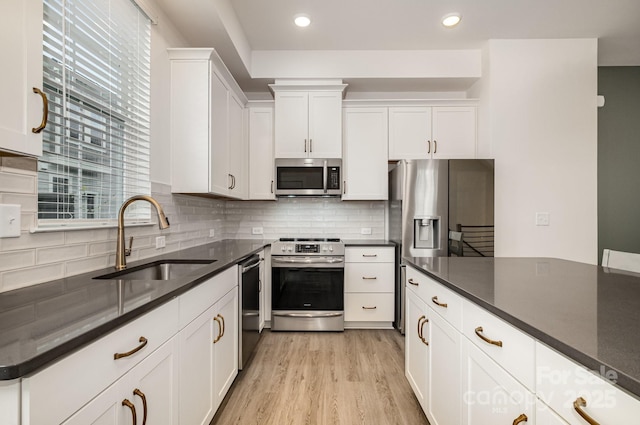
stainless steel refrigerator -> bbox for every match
[389,159,495,333]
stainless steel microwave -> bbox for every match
[274,158,342,197]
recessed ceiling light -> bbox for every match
[442,13,462,28]
[294,14,311,28]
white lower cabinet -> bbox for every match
[62,336,178,425]
[344,246,395,328]
[536,341,640,424]
[461,340,534,424]
[427,308,461,425]
[179,283,238,425]
[405,287,429,409]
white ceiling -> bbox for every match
[154,0,640,95]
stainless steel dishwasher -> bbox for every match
[238,254,261,370]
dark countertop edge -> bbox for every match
[0,240,270,381]
[343,240,396,247]
[404,258,640,401]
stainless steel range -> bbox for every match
[271,238,345,331]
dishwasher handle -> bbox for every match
[241,255,261,273]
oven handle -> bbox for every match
[323,160,328,194]
[272,257,344,265]
[272,312,343,318]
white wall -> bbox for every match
[487,39,598,264]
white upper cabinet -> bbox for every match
[248,104,276,200]
[0,0,44,156]
[272,82,346,159]
[168,48,247,199]
[389,105,477,160]
[342,107,388,200]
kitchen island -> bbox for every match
[405,256,640,424]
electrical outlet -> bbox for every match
[361,227,372,235]
[535,212,550,226]
[155,236,166,249]
[0,204,21,238]
[252,227,264,235]
[209,229,215,237]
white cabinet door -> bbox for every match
[210,70,230,196]
[179,305,216,425]
[388,106,477,160]
[63,338,178,425]
[213,287,239,410]
[248,106,276,200]
[228,93,247,199]
[427,307,461,425]
[461,340,534,425]
[431,106,477,159]
[388,107,432,160]
[274,92,309,158]
[308,92,342,158]
[342,107,388,200]
[405,288,429,410]
[274,91,343,159]
[0,0,43,156]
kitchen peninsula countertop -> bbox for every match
[343,239,396,247]
[405,256,640,399]
[0,239,271,380]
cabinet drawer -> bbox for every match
[345,246,394,263]
[345,263,394,292]
[23,298,179,425]
[536,342,640,425]
[424,274,463,331]
[462,300,535,391]
[345,293,394,322]
[179,266,238,328]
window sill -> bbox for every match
[30,221,155,233]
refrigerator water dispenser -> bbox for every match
[414,217,440,249]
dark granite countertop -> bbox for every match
[0,239,271,381]
[405,256,640,400]
[343,239,396,247]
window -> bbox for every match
[38,0,152,226]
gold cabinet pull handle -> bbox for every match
[574,397,600,425]
[427,140,431,154]
[431,296,448,308]
[114,336,148,360]
[122,399,137,424]
[133,389,148,425]
[474,326,503,347]
[304,139,307,152]
[408,278,419,286]
[417,315,426,340]
[362,276,378,280]
[271,180,274,194]
[213,316,222,343]
[309,138,312,152]
[32,87,48,133]
[362,306,377,310]
[513,413,528,424]
[362,254,378,257]
[219,314,225,338]
[420,317,429,345]
[434,140,437,154]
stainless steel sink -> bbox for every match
[94,260,216,281]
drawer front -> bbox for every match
[179,266,238,328]
[536,342,640,425]
[345,293,394,322]
[23,298,179,425]
[462,300,535,391]
[424,274,463,331]
[406,265,432,305]
[345,263,394,292]
[345,246,394,263]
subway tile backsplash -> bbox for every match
[0,163,385,293]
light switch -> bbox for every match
[0,204,21,238]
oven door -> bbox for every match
[271,257,344,311]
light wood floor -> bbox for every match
[211,329,429,425]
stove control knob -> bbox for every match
[329,245,334,252]
[281,246,286,252]
[287,246,293,252]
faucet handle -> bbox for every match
[125,236,133,257]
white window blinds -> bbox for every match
[38,0,151,224]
